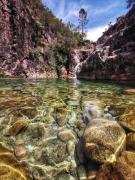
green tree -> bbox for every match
[127,0,135,8]
[79,8,88,34]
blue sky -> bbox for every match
[42,0,128,41]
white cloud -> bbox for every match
[86,25,108,41]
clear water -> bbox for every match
[0,79,135,179]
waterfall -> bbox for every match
[74,63,82,78]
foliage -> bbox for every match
[22,0,86,73]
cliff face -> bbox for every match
[0,0,55,78]
[0,0,76,78]
[74,6,135,81]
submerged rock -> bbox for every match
[126,133,135,150]
[14,145,27,159]
[83,118,126,163]
[0,143,30,180]
[58,129,76,142]
[55,107,69,126]
[119,108,135,132]
[7,119,29,136]
[66,141,76,156]
[95,161,135,180]
[119,151,135,172]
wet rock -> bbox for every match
[14,145,27,159]
[0,143,30,180]
[41,142,68,165]
[7,119,29,136]
[20,107,37,119]
[15,140,25,145]
[82,101,103,124]
[104,113,113,120]
[67,141,76,156]
[83,118,126,163]
[95,161,135,180]
[119,108,135,132]
[124,89,135,95]
[126,133,135,150]
[75,119,85,130]
[119,151,135,172]
[55,107,69,126]
[58,129,76,142]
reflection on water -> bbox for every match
[0,79,135,179]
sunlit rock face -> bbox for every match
[0,0,57,78]
[74,6,135,81]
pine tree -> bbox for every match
[79,8,88,34]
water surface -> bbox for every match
[0,79,135,179]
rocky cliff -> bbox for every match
[73,6,135,81]
[0,0,77,78]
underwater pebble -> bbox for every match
[58,129,76,142]
[67,141,75,156]
[15,145,27,158]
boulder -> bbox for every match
[83,118,126,163]
[119,108,135,132]
[126,133,135,150]
[119,151,135,172]
[95,161,135,180]
[7,119,29,136]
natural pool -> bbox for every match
[0,79,135,179]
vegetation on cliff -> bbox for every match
[0,0,83,78]
[22,0,84,75]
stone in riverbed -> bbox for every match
[20,107,37,119]
[119,108,135,132]
[55,107,69,126]
[7,119,29,136]
[58,129,76,142]
[0,143,30,180]
[126,133,135,150]
[83,118,126,163]
[14,145,27,159]
[124,89,135,95]
[95,161,135,180]
[119,151,135,172]
[66,141,75,156]
[41,142,68,166]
